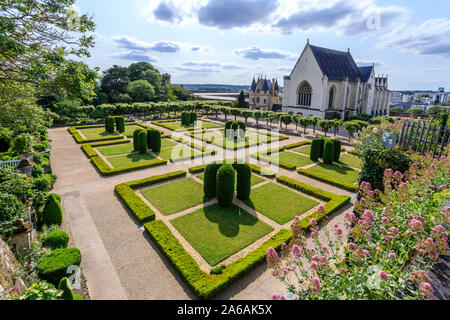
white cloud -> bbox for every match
[234,47,297,60]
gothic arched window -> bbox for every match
[297,82,312,107]
[328,87,335,109]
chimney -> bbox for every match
[272,78,275,95]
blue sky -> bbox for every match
[75,0,450,90]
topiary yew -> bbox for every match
[133,129,142,151]
[204,163,221,199]
[216,164,235,207]
[310,138,322,162]
[105,116,115,133]
[323,138,335,164]
[37,248,82,285]
[43,230,69,249]
[116,116,125,133]
[332,139,342,162]
[42,194,63,226]
[190,112,198,124]
[58,277,74,300]
[138,130,148,154]
[147,129,162,153]
[234,163,251,201]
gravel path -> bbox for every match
[48,120,354,300]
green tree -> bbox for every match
[126,80,155,102]
[253,111,262,128]
[240,110,253,125]
[298,117,311,136]
[101,65,130,102]
[237,90,246,108]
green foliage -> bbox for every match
[115,116,125,133]
[297,168,359,192]
[216,165,235,207]
[390,107,403,113]
[204,164,221,199]
[332,139,342,162]
[138,130,148,154]
[323,138,335,164]
[43,230,69,250]
[407,107,425,114]
[310,138,322,162]
[181,111,191,126]
[105,116,115,133]
[234,164,251,201]
[42,194,63,226]
[147,129,162,153]
[10,133,33,154]
[318,120,333,136]
[237,90,246,108]
[58,277,74,300]
[126,80,155,102]
[133,129,142,152]
[114,171,187,223]
[190,112,198,124]
[19,281,63,300]
[37,248,82,285]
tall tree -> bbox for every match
[101,65,130,102]
[237,90,246,108]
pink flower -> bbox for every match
[266,247,279,268]
[309,218,317,226]
[310,261,319,270]
[317,205,326,214]
[419,283,434,298]
[335,227,343,236]
[381,217,389,225]
[388,252,396,259]
[414,196,419,200]
[348,242,357,250]
[271,293,280,300]
[380,226,387,233]
[393,171,402,179]
[376,247,381,252]
[378,270,390,281]
[339,268,347,274]
[389,227,399,235]
[310,277,321,295]
[363,249,370,257]
[292,245,303,258]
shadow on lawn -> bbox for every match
[203,204,258,238]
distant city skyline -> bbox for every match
[76,0,450,90]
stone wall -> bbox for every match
[0,237,25,299]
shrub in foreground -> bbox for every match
[138,130,147,154]
[234,163,251,201]
[37,248,82,285]
[43,230,69,249]
[323,138,335,164]
[204,164,221,199]
[42,194,63,226]
[216,164,235,207]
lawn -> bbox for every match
[171,204,274,266]
[156,120,222,131]
[338,154,362,169]
[157,144,203,161]
[197,173,265,187]
[291,145,311,156]
[267,151,315,168]
[78,127,119,139]
[244,182,319,225]
[303,163,360,184]
[140,178,205,215]
[107,152,160,168]
[161,138,178,149]
[98,143,134,157]
[123,124,147,137]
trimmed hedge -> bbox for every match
[133,129,142,152]
[37,248,82,285]
[114,171,187,223]
[234,163,251,201]
[204,164,221,199]
[105,116,115,133]
[43,230,69,249]
[216,164,235,207]
[147,129,162,153]
[138,130,148,154]
[189,161,276,178]
[116,116,125,133]
[310,138,322,161]
[323,138,334,164]
[276,176,351,231]
[333,139,342,162]
[297,168,358,192]
[42,194,63,226]
[58,277,74,300]
[68,126,124,144]
[90,155,167,176]
[190,112,198,124]
[81,139,131,158]
[144,220,291,299]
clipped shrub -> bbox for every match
[138,130,148,154]
[190,112,198,124]
[317,137,326,158]
[238,121,246,138]
[204,164,221,199]
[181,112,191,126]
[310,138,322,162]
[323,138,335,164]
[43,230,69,249]
[147,129,162,153]
[216,164,235,207]
[115,116,125,133]
[234,163,251,201]
[42,194,63,226]
[332,139,342,162]
[37,248,82,285]
[105,116,115,133]
[58,277,74,300]
[133,129,142,151]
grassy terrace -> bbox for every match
[171,204,274,266]
[196,172,265,187]
[152,120,223,131]
[244,182,319,224]
[301,163,360,185]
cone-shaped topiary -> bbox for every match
[323,138,335,164]
[105,116,115,133]
[310,138,321,162]
[216,164,235,207]
[58,277,74,300]
[42,194,63,226]
[204,163,221,199]
[332,139,342,162]
[138,130,148,154]
[234,163,251,200]
[116,116,125,133]
[133,129,142,151]
[43,230,69,249]
[148,129,162,153]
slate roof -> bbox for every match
[261,78,272,91]
[250,77,257,91]
[358,66,373,82]
[274,79,280,91]
[309,45,362,82]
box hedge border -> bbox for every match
[115,170,187,223]
[297,168,358,192]
[152,119,222,132]
[250,141,312,171]
[68,122,156,143]
[188,161,276,178]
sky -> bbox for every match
[75,0,450,90]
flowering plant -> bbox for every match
[267,152,449,300]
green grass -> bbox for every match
[171,204,274,266]
[79,127,119,139]
[245,183,319,225]
[140,178,205,215]
[123,124,147,137]
[267,151,315,168]
[107,152,159,168]
[98,143,134,156]
[338,154,362,169]
[197,173,265,187]
[157,120,222,131]
[161,138,178,149]
[157,144,203,161]
[303,163,360,185]
[292,145,311,156]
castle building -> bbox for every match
[248,76,281,111]
[282,40,391,120]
